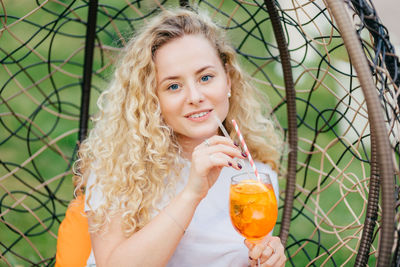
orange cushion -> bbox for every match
[55,195,91,267]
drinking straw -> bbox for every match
[212,113,247,172]
[231,119,261,182]
[213,113,230,138]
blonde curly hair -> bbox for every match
[74,8,283,236]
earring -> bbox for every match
[227,92,231,98]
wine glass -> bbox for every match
[229,172,278,266]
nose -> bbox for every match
[186,82,204,105]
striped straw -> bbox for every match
[231,119,260,182]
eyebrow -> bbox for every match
[159,65,215,85]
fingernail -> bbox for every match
[234,141,239,147]
[241,152,247,157]
[228,162,232,166]
[238,163,242,169]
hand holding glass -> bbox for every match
[229,172,278,264]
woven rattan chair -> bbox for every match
[0,1,398,266]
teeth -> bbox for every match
[189,111,208,118]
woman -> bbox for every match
[74,8,286,267]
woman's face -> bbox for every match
[155,34,231,145]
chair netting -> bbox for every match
[0,0,399,266]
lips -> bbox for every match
[185,109,212,118]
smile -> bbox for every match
[189,111,209,118]
[185,109,213,121]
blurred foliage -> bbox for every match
[2,0,397,266]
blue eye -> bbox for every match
[201,75,212,82]
[168,84,179,91]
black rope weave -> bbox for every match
[0,0,398,266]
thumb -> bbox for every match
[244,239,256,249]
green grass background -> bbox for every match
[0,0,383,266]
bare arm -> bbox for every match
[90,136,244,267]
[90,189,200,267]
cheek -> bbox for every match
[222,98,230,115]
[214,88,230,106]
[212,91,230,118]
[159,96,180,124]
[160,103,173,121]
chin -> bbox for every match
[180,128,219,141]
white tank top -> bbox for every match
[84,160,279,267]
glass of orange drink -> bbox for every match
[229,172,278,264]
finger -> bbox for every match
[206,135,237,148]
[248,256,261,267]
[257,236,281,264]
[245,239,258,266]
[263,236,283,252]
[244,239,255,249]
[209,152,242,170]
[200,142,244,170]
[207,144,244,160]
[249,258,257,267]
[259,244,274,263]
[195,136,231,151]
[276,254,287,267]
[264,252,281,267]
[248,256,255,267]
[248,242,265,262]
[263,240,285,267]
[267,237,284,255]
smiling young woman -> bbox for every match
[71,8,286,267]
[155,34,231,156]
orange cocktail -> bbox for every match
[229,177,277,241]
